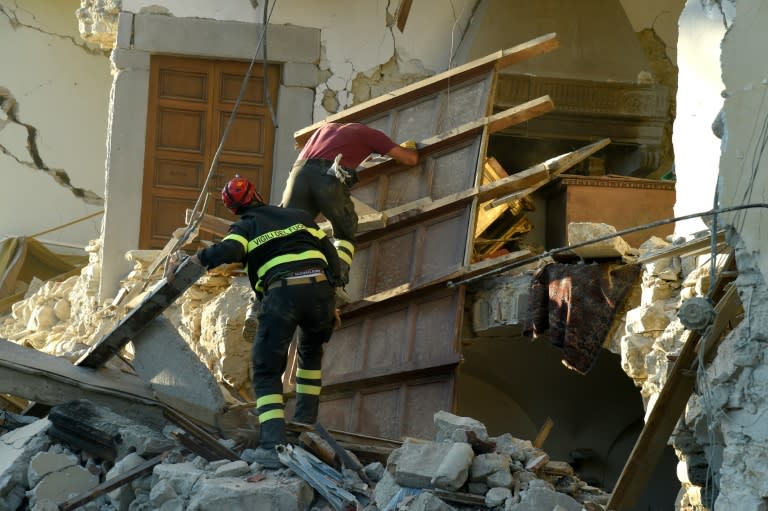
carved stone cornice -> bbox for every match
[494,74,671,147]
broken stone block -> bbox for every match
[431,442,474,491]
[625,302,672,334]
[492,434,530,463]
[131,315,226,426]
[149,479,178,508]
[29,465,98,508]
[620,334,655,379]
[567,222,635,259]
[434,411,489,443]
[471,273,531,337]
[49,400,172,460]
[185,475,313,511]
[487,468,514,489]
[505,481,583,511]
[468,482,488,495]
[389,439,472,490]
[408,491,457,511]
[0,418,51,511]
[213,460,250,478]
[373,470,402,509]
[486,486,512,507]
[107,453,147,511]
[363,461,385,482]
[470,452,511,482]
[27,451,79,488]
[153,462,205,498]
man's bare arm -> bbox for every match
[386,145,419,166]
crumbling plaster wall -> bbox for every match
[0,0,109,247]
[123,0,479,120]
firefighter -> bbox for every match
[167,175,342,468]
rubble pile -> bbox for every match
[0,404,608,511]
[0,243,255,397]
[613,234,730,509]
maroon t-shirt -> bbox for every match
[298,123,398,169]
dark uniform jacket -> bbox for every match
[196,203,341,300]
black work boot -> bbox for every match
[292,394,319,425]
[251,419,286,469]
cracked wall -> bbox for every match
[122,0,478,119]
[0,0,110,247]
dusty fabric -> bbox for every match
[524,262,641,374]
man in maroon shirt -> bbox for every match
[280,122,419,292]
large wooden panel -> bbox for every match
[347,207,471,300]
[319,374,456,440]
[354,137,481,211]
[324,287,463,384]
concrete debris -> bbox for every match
[566,222,639,261]
[0,405,610,511]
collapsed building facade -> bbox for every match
[2,0,768,510]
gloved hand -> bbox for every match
[400,140,417,150]
[242,298,261,342]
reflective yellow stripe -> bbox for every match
[223,234,248,251]
[256,250,327,281]
[307,227,326,240]
[259,409,285,422]
[296,368,322,379]
[256,394,283,408]
[333,239,355,255]
[336,249,352,265]
[247,223,320,252]
[295,384,322,396]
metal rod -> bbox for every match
[448,203,768,288]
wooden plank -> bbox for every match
[187,209,231,238]
[355,96,554,186]
[475,157,511,238]
[163,406,241,462]
[637,230,728,264]
[341,249,531,316]
[395,0,413,31]
[76,258,206,369]
[294,33,559,145]
[486,138,612,210]
[606,255,738,510]
[59,454,164,511]
[314,422,374,487]
[533,417,554,448]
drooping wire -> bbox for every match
[448,203,768,288]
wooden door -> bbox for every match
[140,56,279,249]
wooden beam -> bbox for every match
[59,455,164,511]
[606,255,739,510]
[294,33,558,145]
[475,157,512,239]
[637,230,728,264]
[355,96,555,183]
[486,137,612,210]
[395,0,413,32]
[186,209,232,238]
[533,417,555,449]
[341,249,531,317]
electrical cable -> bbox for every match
[263,0,278,128]
[447,202,768,288]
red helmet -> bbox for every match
[221,175,263,213]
